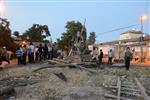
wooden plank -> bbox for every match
[121,91,143,97]
[117,77,121,100]
[120,97,136,100]
[32,63,97,74]
[53,58,69,64]
[104,93,117,99]
[121,87,140,92]
[105,86,118,89]
[73,64,97,74]
[135,78,150,100]
[48,60,62,64]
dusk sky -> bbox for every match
[0,0,150,43]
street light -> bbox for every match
[140,15,148,63]
[140,15,148,32]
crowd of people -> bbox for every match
[0,42,63,66]
[15,42,61,65]
[0,44,133,70]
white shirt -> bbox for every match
[29,45,35,53]
[35,47,38,53]
[48,47,52,52]
[92,50,98,59]
[108,51,114,57]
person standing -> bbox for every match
[98,49,103,64]
[48,45,52,59]
[108,49,114,65]
[28,42,35,63]
[35,46,39,62]
[1,46,10,64]
[38,44,43,61]
[22,45,27,65]
[15,47,23,65]
[43,43,48,60]
[124,47,132,70]
[92,47,98,61]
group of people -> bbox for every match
[92,47,132,70]
[15,42,58,65]
[0,44,132,70]
[92,47,114,65]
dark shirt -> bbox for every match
[38,46,43,53]
[98,52,103,59]
[43,46,48,53]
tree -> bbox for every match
[0,18,19,51]
[65,21,87,42]
[57,21,87,50]
[21,24,50,42]
[88,32,96,44]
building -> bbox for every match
[97,30,150,63]
[120,30,143,40]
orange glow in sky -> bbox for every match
[141,15,148,22]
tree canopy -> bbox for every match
[57,21,87,50]
[0,18,18,51]
[21,24,51,42]
[88,32,96,45]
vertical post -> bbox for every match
[140,16,144,63]
[141,16,143,32]
[118,41,121,59]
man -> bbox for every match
[35,46,39,62]
[92,47,98,61]
[16,47,23,65]
[28,42,35,63]
[38,44,43,61]
[124,47,132,70]
[43,43,48,60]
[98,49,103,64]
[1,46,10,64]
[22,45,27,65]
[48,45,52,59]
[108,49,114,65]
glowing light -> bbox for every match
[141,15,148,22]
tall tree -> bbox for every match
[57,21,87,50]
[21,24,50,42]
[88,32,96,45]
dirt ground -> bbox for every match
[0,63,150,100]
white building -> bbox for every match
[120,30,143,40]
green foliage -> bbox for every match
[0,18,19,51]
[57,21,87,49]
[21,24,50,42]
[88,32,96,45]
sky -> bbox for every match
[0,0,150,43]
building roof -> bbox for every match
[97,35,150,46]
[120,30,143,35]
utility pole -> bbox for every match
[140,15,147,62]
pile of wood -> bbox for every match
[33,58,98,74]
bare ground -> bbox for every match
[0,63,150,100]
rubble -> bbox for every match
[0,63,149,100]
